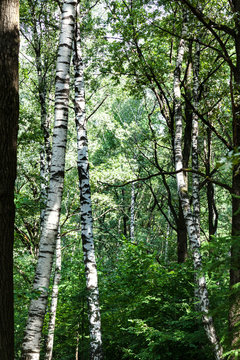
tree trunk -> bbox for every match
[130,182,135,242]
[229,58,240,351]
[164,208,171,264]
[22,1,76,358]
[39,85,51,233]
[122,189,128,237]
[183,40,193,189]
[229,0,240,347]
[192,40,200,238]
[173,16,223,360]
[44,229,61,360]
[0,1,19,359]
[73,10,103,360]
[176,203,188,263]
[35,26,52,235]
[204,127,218,238]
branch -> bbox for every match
[182,92,233,150]
[14,263,32,284]
[179,0,235,70]
[147,182,177,232]
[99,167,232,192]
[86,95,108,121]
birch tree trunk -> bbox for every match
[192,40,200,238]
[73,10,103,360]
[0,1,19,359]
[22,0,53,234]
[39,84,51,233]
[34,29,52,234]
[173,16,223,360]
[204,128,218,239]
[164,208,171,264]
[176,204,188,263]
[130,182,135,242]
[22,1,76,358]
[44,229,61,360]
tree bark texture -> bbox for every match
[176,203,188,263]
[0,1,19,359]
[73,11,103,360]
[22,1,76,359]
[44,229,61,360]
[27,0,53,234]
[34,23,52,234]
[229,0,240,347]
[192,40,200,238]
[173,17,223,360]
[229,57,240,351]
[204,128,218,238]
[164,208,171,264]
[130,182,135,242]
[122,189,128,237]
[183,40,193,189]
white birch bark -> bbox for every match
[73,9,103,360]
[173,17,223,360]
[29,9,52,233]
[44,229,61,360]
[22,2,76,359]
[192,41,200,238]
[130,182,135,242]
[39,72,51,233]
[75,333,80,360]
[164,208,171,264]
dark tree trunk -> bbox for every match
[229,66,240,348]
[176,203,188,263]
[205,127,218,238]
[0,1,19,359]
[229,0,240,347]
[122,189,128,237]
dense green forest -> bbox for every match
[2,0,240,359]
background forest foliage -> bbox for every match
[14,0,240,359]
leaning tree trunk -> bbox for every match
[22,1,76,359]
[173,16,223,360]
[0,1,19,359]
[44,229,61,360]
[73,10,103,360]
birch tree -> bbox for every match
[191,40,200,238]
[22,1,77,358]
[0,1,19,359]
[130,182,135,242]
[44,229,61,360]
[73,8,103,360]
[177,0,240,347]
[173,14,223,360]
[21,0,57,234]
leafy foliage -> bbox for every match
[14,0,240,358]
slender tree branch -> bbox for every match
[182,92,233,149]
[86,95,108,121]
[179,0,235,69]
[100,167,232,192]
